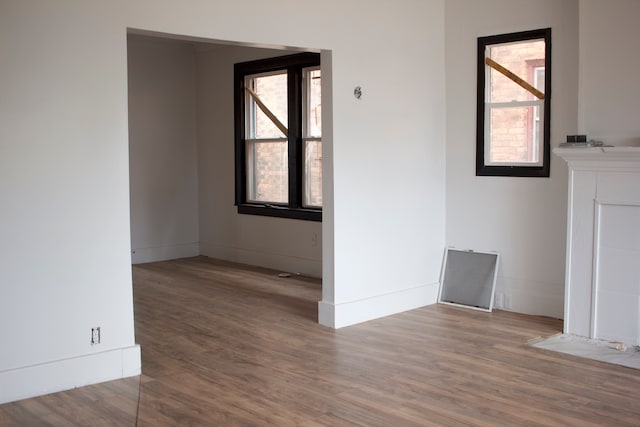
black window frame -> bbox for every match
[234,52,321,222]
[476,28,552,178]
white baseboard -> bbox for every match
[131,242,200,264]
[0,345,141,404]
[201,243,322,278]
[318,282,440,328]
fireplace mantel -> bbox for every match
[555,146,640,166]
[555,146,640,345]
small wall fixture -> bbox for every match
[353,86,362,100]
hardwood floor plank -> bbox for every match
[1,256,640,426]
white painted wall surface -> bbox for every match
[578,0,640,146]
[0,0,446,402]
[326,1,446,327]
[128,36,200,264]
[0,1,140,403]
[196,45,323,277]
[444,0,580,318]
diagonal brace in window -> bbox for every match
[485,57,544,100]
[245,86,288,137]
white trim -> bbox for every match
[131,242,200,264]
[555,147,640,344]
[318,300,335,328]
[591,201,602,339]
[318,282,439,329]
[201,243,322,278]
[591,200,640,342]
[245,138,288,143]
[487,100,542,108]
[563,168,576,334]
[553,146,640,167]
[0,345,141,404]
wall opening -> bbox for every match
[126,28,329,317]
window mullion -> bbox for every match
[287,66,301,209]
[234,67,246,205]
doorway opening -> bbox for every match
[126,29,327,316]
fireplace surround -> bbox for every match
[555,146,640,346]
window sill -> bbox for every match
[237,204,322,222]
[476,164,550,177]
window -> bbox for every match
[234,53,321,221]
[476,28,551,177]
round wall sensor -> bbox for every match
[354,86,362,99]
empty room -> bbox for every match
[1,0,640,425]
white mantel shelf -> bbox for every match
[554,146,640,169]
[554,146,640,346]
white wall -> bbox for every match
[128,36,200,264]
[325,0,446,326]
[578,0,640,146]
[444,0,580,318]
[0,1,140,404]
[196,45,323,277]
[0,0,447,402]
[125,0,447,328]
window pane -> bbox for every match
[246,72,288,139]
[488,105,542,164]
[476,28,550,177]
[303,140,322,207]
[487,39,545,103]
[534,67,545,91]
[247,141,288,203]
[304,68,322,138]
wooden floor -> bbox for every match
[2,256,640,426]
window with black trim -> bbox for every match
[234,53,322,221]
[477,28,551,177]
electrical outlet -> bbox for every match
[91,327,101,345]
[311,232,318,247]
